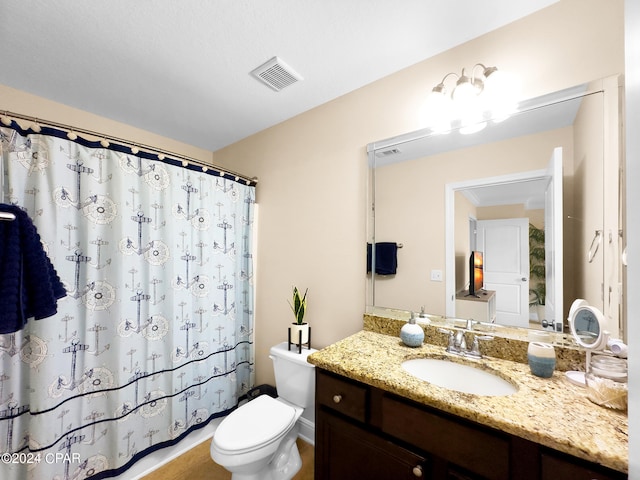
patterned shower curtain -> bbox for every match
[0,124,255,480]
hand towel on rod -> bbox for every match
[367,242,399,275]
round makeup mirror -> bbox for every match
[568,299,606,350]
[566,299,608,388]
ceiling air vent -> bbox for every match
[250,56,303,92]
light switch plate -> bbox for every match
[430,270,443,282]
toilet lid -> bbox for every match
[214,395,297,452]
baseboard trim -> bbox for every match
[297,416,315,446]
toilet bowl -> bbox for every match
[210,342,316,480]
[210,395,302,480]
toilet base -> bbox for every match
[221,425,302,480]
[269,427,302,480]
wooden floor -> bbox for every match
[142,437,314,480]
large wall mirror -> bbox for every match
[366,75,625,341]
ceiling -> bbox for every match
[0,1,558,153]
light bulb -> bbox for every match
[451,70,487,132]
[457,91,486,135]
[424,88,452,134]
[483,70,521,122]
[483,68,507,94]
[452,79,475,104]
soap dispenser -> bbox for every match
[400,312,424,347]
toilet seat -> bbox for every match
[213,395,297,454]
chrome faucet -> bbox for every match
[454,329,467,351]
[439,319,492,359]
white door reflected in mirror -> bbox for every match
[477,217,529,327]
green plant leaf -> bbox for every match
[289,286,308,324]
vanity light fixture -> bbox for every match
[424,64,520,135]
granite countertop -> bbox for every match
[307,330,628,474]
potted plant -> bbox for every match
[528,223,546,322]
[288,286,309,344]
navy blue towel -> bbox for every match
[0,204,67,334]
[367,242,398,275]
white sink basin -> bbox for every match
[402,358,518,396]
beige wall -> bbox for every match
[477,206,544,227]
[212,0,623,386]
[0,0,624,387]
[572,86,606,312]
[570,76,624,334]
[0,85,213,164]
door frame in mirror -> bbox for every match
[445,169,547,320]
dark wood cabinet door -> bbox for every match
[316,409,428,480]
[540,450,627,480]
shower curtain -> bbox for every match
[0,123,255,480]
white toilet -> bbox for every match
[210,342,317,480]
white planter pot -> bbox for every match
[290,323,309,344]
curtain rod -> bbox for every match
[0,109,258,186]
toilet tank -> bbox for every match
[269,342,317,408]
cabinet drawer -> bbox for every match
[382,394,510,480]
[317,409,428,480]
[540,450,627,480]
[316,370,367,422]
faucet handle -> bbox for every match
[438,328,456,351]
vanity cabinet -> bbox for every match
[315,369,626,480]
